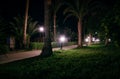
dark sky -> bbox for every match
[0,0,44,24]
[0,0,116,24]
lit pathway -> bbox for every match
[0,45,77,64]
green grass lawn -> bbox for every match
[0,44,120,79]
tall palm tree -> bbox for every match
[64,0,95,47]
[40,0,53,57]
[51,0,63,41]
[23,0,29,48]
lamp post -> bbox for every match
[59,35,66,50]
[39,27,44,42]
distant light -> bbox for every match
[85,36,100,43]
[95,32,98,34]
[85,36,90,42]
[85,38,89,42]
[92,37,95,42]
[108,38,111,42]
[96,39,100,42]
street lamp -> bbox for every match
[39,27,44,32]
[39,27,44,42]
[59,35,66,50]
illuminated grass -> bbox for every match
[0,44,120,79]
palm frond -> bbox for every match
[66,0,100,18]
[27,20,39,36]
[63,13,78,23]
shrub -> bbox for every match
[52,42,77,48]
[0,45,9,55]
[29,42,44,50]
[29,42,77,50]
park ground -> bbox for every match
[0,45,77,64]
[0,44,120,79]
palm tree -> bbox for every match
[23,0,29,48]
[0,16,8,44]
[40,0,53,57]
[10,15,39,49]
[10,16,24,49]
[64,0,95,47]
[51,0,63,41]
[0,16,6,37]
[27,17,39,47]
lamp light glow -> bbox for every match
[39,27,44,32]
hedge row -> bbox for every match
[29,42,77,50]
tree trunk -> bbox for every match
[53,15,57,42]
[105,37,108,46]
[77,19,82,47]
[27,35,30,49]
[40,0,53,57]
[23,0,29,48]
[88,33,92,45]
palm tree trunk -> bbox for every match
[105,36,108,46]
[23,0,29,48]
[53,15,57,42]
[77,18,82,47]
[40,0,53,57]
[27,35,30,48]
[88,33,92,45]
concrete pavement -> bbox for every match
[0,45,77,64]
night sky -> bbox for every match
[0,0,44,24]
[0,0,116,25]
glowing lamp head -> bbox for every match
[39,27,44,32]
[59,35,66,43]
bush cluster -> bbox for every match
[29,42,44,50]
[0,45,9,55]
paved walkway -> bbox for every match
[0,45,77,64]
